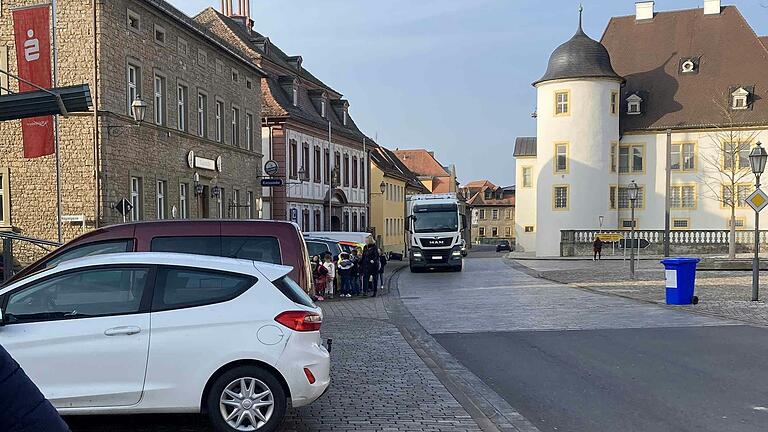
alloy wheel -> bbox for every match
[219,377,275,431]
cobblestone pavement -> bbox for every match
[67,262,485,432]
[511,258,768,326]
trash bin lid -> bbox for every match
[660,257,701,265]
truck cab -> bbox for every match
[406,194,465,272]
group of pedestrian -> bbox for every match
[309,238,387,301]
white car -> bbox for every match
[0,252,330,432]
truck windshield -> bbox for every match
[413,209,458,233]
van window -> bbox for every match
[306,241,329,257]
[152,266,256,311]
[150,236,281,265]
[45,240,134,269]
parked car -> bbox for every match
[304,236,343,260]
[6,220,313,293]
[0,252,330,432]
[303,231,373,246]
[496,240,512,252]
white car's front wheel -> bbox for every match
[207,366,287,432]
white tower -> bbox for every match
[533,8,623,256]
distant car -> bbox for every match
[496,240,512,252]
[0,252,330,432]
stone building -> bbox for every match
[370,146,429,255]
[195,5,370,232]
[461,180,515,245]
[0,0,265,251]
[516,0,768,256]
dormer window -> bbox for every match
[321,99,326,118]
[732,87,749,110]
[626,93,642,115]
[343,108,348,126]
[292,85,298,106]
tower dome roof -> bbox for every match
[533,10,623,86]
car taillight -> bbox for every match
[275,311,322,332]
[303,367,316,384]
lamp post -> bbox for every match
[598,215,604,233]
[628,180,639,280]
[749,141,768,301]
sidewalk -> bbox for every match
[509,258,768,326]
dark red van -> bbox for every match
[7,220,312,291]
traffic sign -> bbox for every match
[114,198,133,216]
[264,160,279,176]
[596,233,623,242]
[747,188,768,213]
[260,178,283,187]
[619,238,650,249]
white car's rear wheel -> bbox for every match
[207,366,286,432]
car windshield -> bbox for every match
[413,210,458,233]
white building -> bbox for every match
[515,0,768,256]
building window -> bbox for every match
[179,183,188,219]
[153,75,166,125]
[554,90,570,116]
[231,106,240,147]
[621,219,638,229]
[723,142,751,170]
[245,113,254,151]
[361,213,366,231]
[619,144,644,173]
[479,209,486,220]
[670,185,696,209]
[177,37,188,55]
[301,209,310,231]
[324,149,330,184]
[246,78,252,90]
[360,157,365,189]
[302,143,310,181]
[553,185,569,210]
[610,91,618,115]
[492,227,498,237]
[609,185,617,210]
[672,218,690,230]
[197,92,208,138]
[292,86,298,106]
[343,212,350,231]
[492,209,499,220]
[233,189,241,219]
[215,60,224,76]
[671,143,695,171]
[130,176,143,221]
[334,152,341,184]
[479,227,485,237]
[627,93,642,115]
[289,140,299,179]
[732,87,749,110]
[555,143,568,173]
[614,184,645,209]
[177,84,188,132]
[197,49,207,66]
[524,226,534,233]
[722,183,753,208]
[313,147,322,182]
[352,156,358,188]
[611,142,617,172]
[505,227,512,237]
[156,180,167,219]
[343,154,350,187]
[154,24,166,45]
[506,209,513,219]
[126,63,140,115]
[127,9,141,32]
[522,166,532,188]
[247,192,254,219]
[314,210,321,230]
[215,100,224,142]
[728,217,746,229]
[353,213,358,231]
[0,169,10,226]
[231,68,239,83]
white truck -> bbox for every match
[406,193,466,272]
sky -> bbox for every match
[170,0,768,186]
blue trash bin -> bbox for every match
[660,257,700,305]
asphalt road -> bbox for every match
[398,256,768,432]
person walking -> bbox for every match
[593,236,604,261]
[338,253,354,298]
[378,252,388,290]
[350,248,362,296]
[322,253,336,299]
[362,239,381,297]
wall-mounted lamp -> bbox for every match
[108,96,147,136]
[193,172,204,196]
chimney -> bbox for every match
[635,1,654,21]
[224,0,254,30]
[704,0,721,15]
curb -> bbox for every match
[384,265,542,432]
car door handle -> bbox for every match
[104,326,142,336]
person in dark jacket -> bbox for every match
[350,248,361,296]
[593,237,604,261]
[378,253,388,290]
[0,344,71,432]
[362,239,381,297]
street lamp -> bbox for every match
[598,215,604,233]
[628,180,639,280]
[749,141,767,301]
[130,95,147,124]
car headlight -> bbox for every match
[451,250,461,256]
[413,252,423,257]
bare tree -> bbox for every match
[699,92,761,258]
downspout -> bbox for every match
[92,0,100,227]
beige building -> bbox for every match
[0,0,265,253]
[370,146,428,255]
[461,180,515,245]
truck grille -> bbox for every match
[419,237,453,248]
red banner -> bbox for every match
[13,5,54,158]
